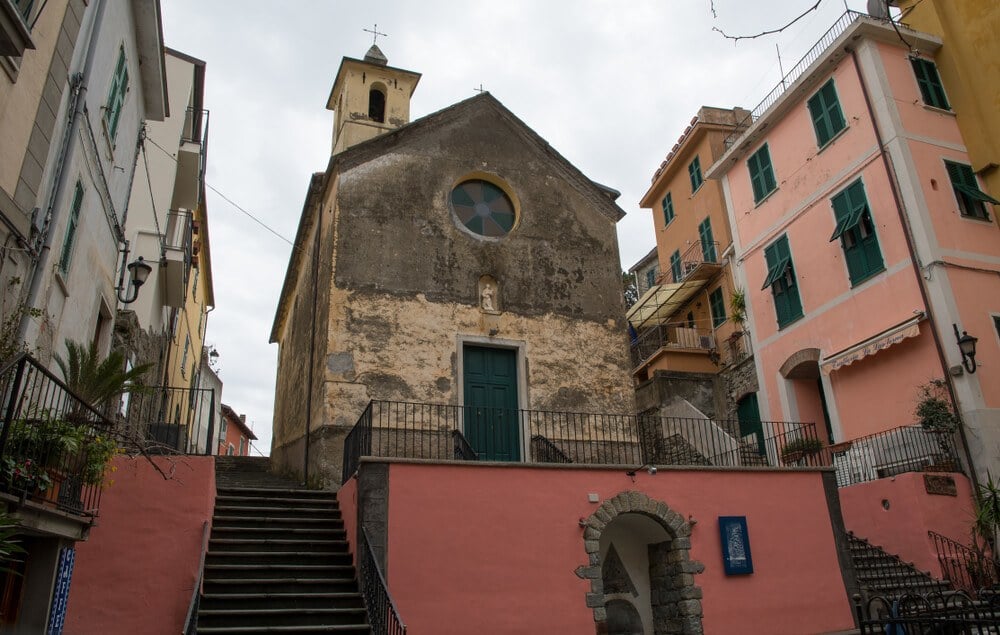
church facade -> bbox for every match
[270,46,635,485]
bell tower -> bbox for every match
[326,45,422,155]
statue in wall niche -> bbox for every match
[479,276,499,314]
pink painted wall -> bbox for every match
[719,41,984,441]
[381,463,854,635]
[839,471,975,578]
[339,476,358,565]
[65,456,216,635]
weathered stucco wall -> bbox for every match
[272,97,635,484]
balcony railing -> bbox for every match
[723,10,908,149]
[631,325,716,368]
[0,354,114,516]
[929,530,1000,597]
[813,425,962,488]
[658,241,721,286]
[119,386,216,455]
[342,400,821,482]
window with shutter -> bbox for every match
[105,46,130,140]
[699,217,716,263]
[808,79,847,147]
[709,287,727,328]
[910,58,950,110]
[661,192,674,226]
[829,179,884,285]
[670,250,682,283]
[762,235,803,328]
[748,144,777,204]
[945,160,997,220]
[688,156,703,193]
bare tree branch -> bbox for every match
[712,0,823,42]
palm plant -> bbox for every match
[54,340,153,409]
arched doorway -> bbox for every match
[578,491,704,634]
[780,348,834,443]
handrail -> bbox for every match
[360,525,406,634]
[928,530,1000,597]
[182,520,211,634]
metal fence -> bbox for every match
[342,400,822,481]
[854,590,1000,633]
[630,325,716,368]
[929,530,1000,597]
[359,526,406,635]
[657,241,721,286]
[0,354,114,516]
[724,10,902,149]
[120,385,216,455]
[818,425,961,488]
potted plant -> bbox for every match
[915,379,961,469]
[781,437,824,464]
[729,288,747,333]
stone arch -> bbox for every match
[576,491,704,634]
[779,347,822,379]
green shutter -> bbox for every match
[911,58,950,110]
[709,288,726,328]
[748,145,777,203]
[106,47,129,140]
[763,235,802,327]
[699,217,716,263]
[945,160,996,218]
[808,79,846,147]
[830,179,884,285]
[59,182,84,275]
[689,156,703,193]
[662,192,674,225]
[670,250,682,283]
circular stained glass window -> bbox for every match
[450,180,516,238]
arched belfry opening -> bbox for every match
[578,491,704,634]
[368,85,386,123]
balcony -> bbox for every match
[0,354,221,519]
[626,241,722,333]
[630,324,717,374]
[171,107,209,211]
[162,210,193,307]
[342,400,823,482]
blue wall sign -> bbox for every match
[718,516,753,575]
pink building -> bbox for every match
[707,13,997,540]
[218,403,257,456]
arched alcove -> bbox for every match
[368,84,386,123]
[577,491,705,634]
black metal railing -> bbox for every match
[119,385,216,455]
[854,590,1000,633]
[819,425,961,488]
[342,400,820,481]
[929,531,1000,597]
[631,324,716,368]
[359,526,406,635]
[0,354,115,516]
[657,241,722,286]
[724,10,911,149]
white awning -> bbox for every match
[820,314,924,375]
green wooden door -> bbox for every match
[464,346,520,461]
[737,393,764,455]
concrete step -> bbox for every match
[199,591,363,612]
[196,625,369,634]
[211,516,344,531]
[208,538,350,554]
[202,577,360,596]
[205,550,353,567]
[213,505,342,519]
[198,607,369,629]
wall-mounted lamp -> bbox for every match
[954,324,978,374]
[626,464,657,483]
[116,242,153,304]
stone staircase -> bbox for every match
[848,532,952,598]
[194,456,370,634]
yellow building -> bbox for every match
[630,107,750,379]
[894,0,1000,199]
[627,106,763,424]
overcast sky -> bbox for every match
[159,0,872,455]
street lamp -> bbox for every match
[116,245,153,304]
[954,324,978,374]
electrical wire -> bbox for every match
[145,137,294,246]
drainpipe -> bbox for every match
[849,49,979,490]
[303,198,322,486]
[18,0,107,344]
